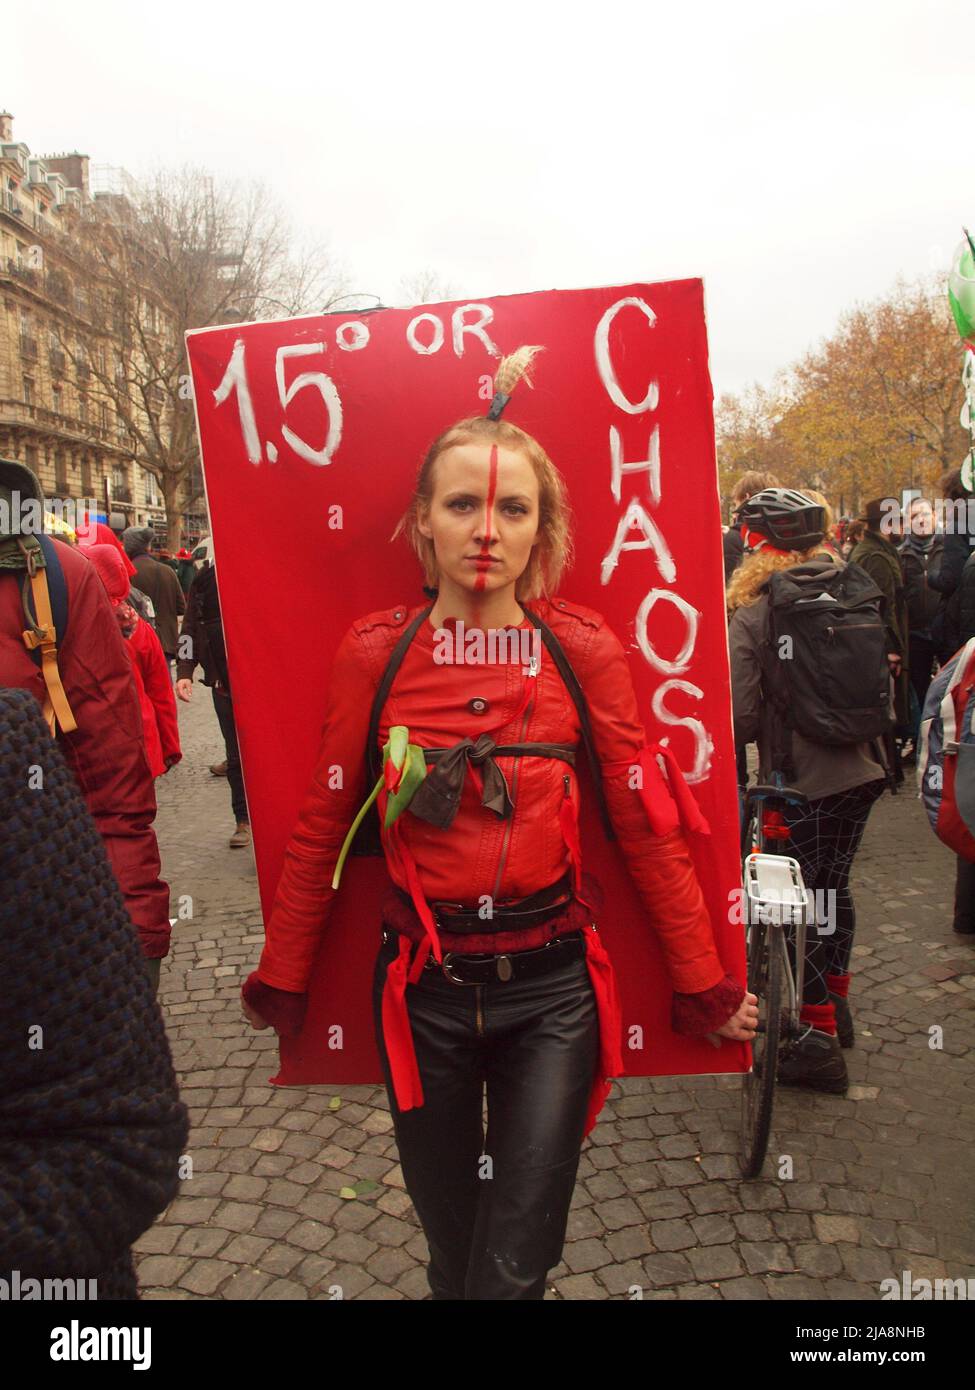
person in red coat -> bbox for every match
[0,460,172,985]
[85,544,181,779]
[241,348,757,1300]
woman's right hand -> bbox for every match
[242,997,271,1030]
[240,972,308,1036]
[175,678,193,703]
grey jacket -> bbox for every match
[729,593,888,800]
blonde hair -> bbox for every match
[391,345,574,601]
[726,542,830,611]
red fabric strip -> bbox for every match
[381,933,426,1110]
[386,819,443,963]
[580,925,623,1138]
[602,743,710,838]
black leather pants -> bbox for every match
[372,928,599,1300]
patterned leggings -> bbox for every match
[783,779,886,1005]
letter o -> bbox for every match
[635,589,699,675]
[336,320,369,351]
[407,313,444,355]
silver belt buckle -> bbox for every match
[441,952,478,985]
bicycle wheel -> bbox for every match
[739,914,784,1179]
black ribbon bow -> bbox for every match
[409,735,514,830]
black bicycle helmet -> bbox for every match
[733,488,825,550]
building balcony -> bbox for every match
[0,397,125,450]
[19,333,39,360]
[4,256,40,289]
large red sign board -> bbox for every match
[186,280,747,1086]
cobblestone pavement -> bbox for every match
[134,690,975,1300]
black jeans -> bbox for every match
[954,857,975,933]
[211,687,248,823]
[908,634,937,740]
[372,928,599,1300]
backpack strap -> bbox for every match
[359,600,616,848]
[760,578,796,780]
[520,604,616,842]
[20,534,77,737]
[365,604,436,786]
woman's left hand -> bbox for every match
[708,990,759,1045]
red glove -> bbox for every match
[241,971,307,1036]
[671,973,745,1036]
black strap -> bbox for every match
[365,604,435,785]
[362,600,615,842]
[422,741,577,763]
[521,605,616,841]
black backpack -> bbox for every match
[349,600,615,858]
[759,560,894,777]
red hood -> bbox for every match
[85,543,131,607]
[78,522,137,580]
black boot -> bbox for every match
[777,1028,849,1094]
[828,992,854,1049]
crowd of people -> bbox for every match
[723,467,975,1095]
[1,431,970,1299]
[0,459,250,1296]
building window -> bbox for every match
[25,445,39,473]
[80,455,93,493]
[54,450,68,495]
[100,402,110,432]
[78,393,88,424]
[23,376,34,406]
[49,330,65,376]
[52,385,63,415]
[19,314,37,360]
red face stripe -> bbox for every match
[472,443,499,602]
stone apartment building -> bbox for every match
[0,110,204,545]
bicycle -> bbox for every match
[738,779,813,1179]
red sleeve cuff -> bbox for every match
[242,972,307,1037]
[671,973,745,1036]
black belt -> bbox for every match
[408,736,576,829]
[394,870,575,935]
[424,931,586,985]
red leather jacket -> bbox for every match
[250,596,742,1028]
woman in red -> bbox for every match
[85,543,181,779]
[242,347,756,1300]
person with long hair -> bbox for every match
[240,346,756,1300]
[728,489,889,1092]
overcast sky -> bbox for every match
[5,1,967,397]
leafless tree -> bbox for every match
[57,167,346,548]
[396,268,459,307]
